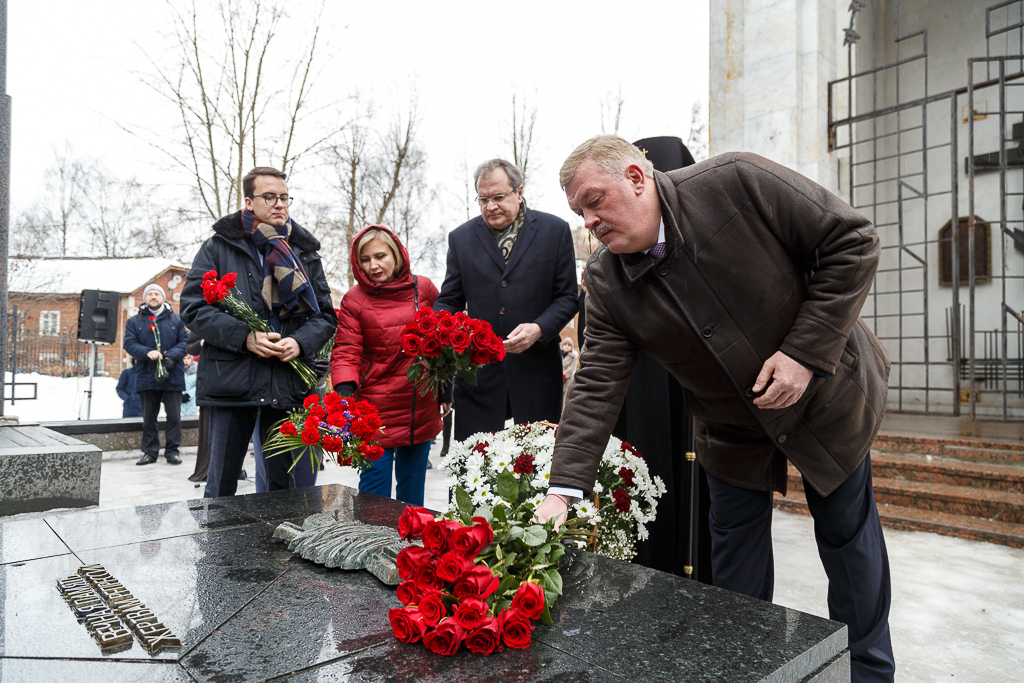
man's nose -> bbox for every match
[584,213,600,232]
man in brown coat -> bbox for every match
[538,136,894,682]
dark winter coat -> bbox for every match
[434,206,578,440]
[552,153,890,498]
[123,303,188,392]
[179,211,337,409]
[116,366,143,418]
[331,225,442,448]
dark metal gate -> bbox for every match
[828,0,1024,420]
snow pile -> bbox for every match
[3,372,125,421]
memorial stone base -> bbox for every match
[0,484,850,682]
[0,425,102,516]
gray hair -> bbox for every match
[559,135,654,190]
[474,159,524,193]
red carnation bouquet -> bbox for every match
[402,309,506,397]
[388,483,566,656]
[262,391,384,475]
[200,270,318,388]
[146,315,168,384]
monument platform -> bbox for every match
[0,424,102,516]
[0,485,849,681]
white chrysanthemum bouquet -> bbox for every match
[441,423,666,561]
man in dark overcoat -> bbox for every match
[536,136,895,683]
[123,284,189,465]
[180,166,336,498]
[435,159,577,441]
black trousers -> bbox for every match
[204,406,313,498]
[706,456,895,683]
[138,390,182,459]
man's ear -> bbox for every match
[625,164,647,196]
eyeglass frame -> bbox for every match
[475,190,519,206]
[247,193,295,206]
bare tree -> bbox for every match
[508,91,537,183]
[81,171,146,258]
[129,0,341,225]
[44,144,86,256]
[687,101,709,162]
[600,88,626,135]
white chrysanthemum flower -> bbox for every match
[593,481,604,494]
[574,499,598,520]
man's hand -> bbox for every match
[752,351,813,409]
[146,350,162,361]
[440,402,452,418]
[245,331,283,358]
[533,494,570,531]
[277,337,302,362]
[503,323,543,354]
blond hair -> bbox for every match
[558,135,654,190]
[356,228,404,274]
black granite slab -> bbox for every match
[277,639,626,682]
[0,484,850,682]
[44,499,262,552]
[0,658,194,682]
[0,518,73,565]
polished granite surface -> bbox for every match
[0,484,849,682]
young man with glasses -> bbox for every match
[435,158,578,441]
[180,166,337,497]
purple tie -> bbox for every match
[648,242,667,259]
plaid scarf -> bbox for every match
[488,199,527,264]
[241,210,321,319]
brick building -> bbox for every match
[8,257,189,377]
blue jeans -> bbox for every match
[358,441,432,506]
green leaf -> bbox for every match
[474,505,493,523]
[549,544,566,564]
[455,486,473,519]
[536,569,557,594]
[492,503,509,525]
[545,567,564,595]
[406,364,422,381]
[496,469,519,505]
[463,366,479,386]
[523,525,548,547]
[507,525,525,541]
[495,544,504,561]
[539,600,553,623]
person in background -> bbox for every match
[182,354,198,417]
[331,225,449,506]
[560,337,578,409]
[116,360,143,418]
[123,283,188,466]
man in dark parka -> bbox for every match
[180,166,336,498]
[435,159,577,441]
[537,136,895,683]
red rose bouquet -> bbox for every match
[387,483,566,656]
[262,391,384,475]
[402,308,506,397]
[200,270,318,388]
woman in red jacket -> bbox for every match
[331,225,450,505]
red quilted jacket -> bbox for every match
[331,225,442,448]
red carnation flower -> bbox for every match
[301,428,321,446]
[280,421,298,436]
[203,270,217,280]
[359,443,384,461]
[322,436,344,452]
[613,488,632,512]
[618,467,636,487]
[303,395,320,409]
[222,272,237,288]
[513,453,535,475]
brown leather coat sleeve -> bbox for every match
[727,154,880,374]
[549,280,638,493]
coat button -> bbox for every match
[501,280,508,287]
[701,326,714,338]
[744,388,754,398]
[658,264,669,276]
[499,307,506,315]
[777,434,788,444]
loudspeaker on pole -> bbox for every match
[77,290,120,345]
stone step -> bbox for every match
[787,469,1024,524]
[869,453,1024,493]
[872,433,1024,466]
[774,491,1024,550]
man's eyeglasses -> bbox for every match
[250,194,294,206]
[476,191,517,206]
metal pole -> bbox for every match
[0,0,11,419]
[86,343,96,420]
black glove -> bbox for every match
[333,381,357,398]
[312,358,330,380]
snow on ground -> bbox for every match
[3,372,125,421]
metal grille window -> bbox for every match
[39,311,60,337]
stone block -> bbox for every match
[0,426,102,516]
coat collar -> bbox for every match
[470,206,541,275]
[617,170,684,283]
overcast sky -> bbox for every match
[8,0,710,265]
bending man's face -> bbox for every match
[566,160,650,254]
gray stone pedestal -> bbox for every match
[0,424,101,516]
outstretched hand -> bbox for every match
[752,351,813,409]
[533,494,570,531]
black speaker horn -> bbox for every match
[77,290,120,344]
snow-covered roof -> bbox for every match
[9,257,187,295]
